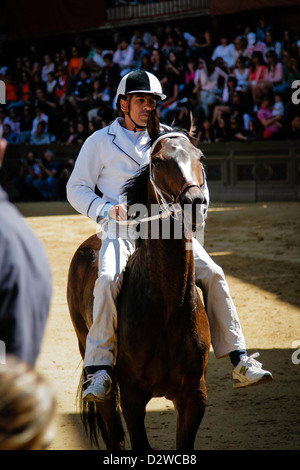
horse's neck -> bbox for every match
[144,234,196,308]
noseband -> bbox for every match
[149,132,203,215]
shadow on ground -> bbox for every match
[56,349,300,451]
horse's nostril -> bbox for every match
[181,193,206,208]
[194,196,206,206]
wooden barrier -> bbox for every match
[200,140,300,202]
[1,140,300,202]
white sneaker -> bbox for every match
[232,353,273,389]
[83,370,112,401]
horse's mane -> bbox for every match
[121,124,200,207]
[121,164,149,207]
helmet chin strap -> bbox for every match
[126,94,147,132]
[127,113,147,132]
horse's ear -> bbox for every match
[188,111,197,139]
[147,110,160,141]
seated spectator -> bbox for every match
[159,74,180,123]
[2,124,19,144]
[232,36,247,65]
[264,50,283,90]
[2,70,19,109]
[271,92,285,119]
[264,30,282,60]
[98,53,120,103]
[287,56,300,83]
[3,108,21,135]
[213,117,228,142]
[33,88,62,140]
[286,115,300,139]
[130,28,154,50]
[13,150,41,201]
[22,55,36,77]
[87,44,111,77]
[62,121,77,144]
[192,30,212,60]
[46,72,57,96]
[177,57,197,101]
[248,51,267,105]
[20,71,32,102]
[33,149,60,199]
[212,76,239,126]
[140,53,151,73]
[30,121,51,145]
[256,15,272,43]
[245,32,266,59]
[280,29,298,58]
[7,71,32,110]
[41,54,55,83]
[161,31,177,59]
[232,56,249,92]
[211,34,236,69]
[18,105,34,143]
[31,106,49,135]
[225,115,248,141]
[68,46,85,78]
[89,79,108,110]
[257,95,283,139]
[87,95,111,124]
[30,72,46,95]
[113,38,134,77]
[67,69,93,117]
[193,59,228,118]
[55,66,68,106]
[58,158,75,200]
[72,121,89,145]
[150,49,166,80]
[13,56,23,81]
[54,51,66,73]
[132,38,148,70]
[196,118,215,142]
[242,118,263,141]
[165,49,185,85]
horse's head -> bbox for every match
[147,111,207,230]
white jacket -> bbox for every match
[67,118,151,222]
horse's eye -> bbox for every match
[153,161,160,169]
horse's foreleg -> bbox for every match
[174,381,207,450]
[120,384,152,451]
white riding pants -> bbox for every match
[84,225,246,368]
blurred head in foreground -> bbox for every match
[0,355,56,450]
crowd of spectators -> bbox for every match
[1,15,300,201]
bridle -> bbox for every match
[149,132,204,217]
[115,132,205,226]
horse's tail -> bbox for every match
[77,368,125,450]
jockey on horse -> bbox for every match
[66,70,272,401]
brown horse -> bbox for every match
[67,111,211,450]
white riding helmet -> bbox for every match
[116,69,166,108]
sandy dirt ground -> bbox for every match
[17,200,300,451]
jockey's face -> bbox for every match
[121,93,157,131]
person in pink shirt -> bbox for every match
[257,95,282,139]
[264,50,283,87]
